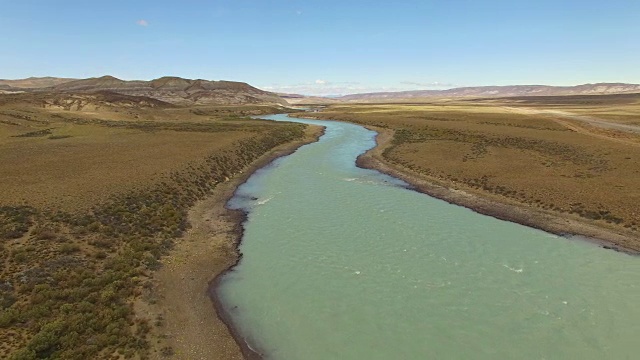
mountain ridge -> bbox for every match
[49,75,285,105]
[0,77,77,89]
[337,83,640,102]
[0,75,286,106]
[4,77,640,105]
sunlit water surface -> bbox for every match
[218,114,640,359]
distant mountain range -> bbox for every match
[0,76,286,106]
[0,76,77,89]
[336,83,640,102]
[1,77,639,105]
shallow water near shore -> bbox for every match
[217,114,640,359]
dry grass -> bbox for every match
[303,98,640,247]
[0,125,250,211]
[0,95,306,359]
[0,94,296,212]
[473,93,640,125]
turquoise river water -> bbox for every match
[217,114,640,359]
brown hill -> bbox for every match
[0,91,172,111]
[50,75,287,105]
[339,83,640,102]
[42,91,172,111]
[0,76,76,89]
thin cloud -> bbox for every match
[296,10,303,15]
[136,19,149,27]
[261,82,397,96]
[400,81,456,88]
[262,80,424,96]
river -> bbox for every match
[217,114,640,359]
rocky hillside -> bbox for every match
[339,83,640,102]
[0,91,172,112]
[49,76,287,105]
[41,91,171,111]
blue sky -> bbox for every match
[0,0,638,95]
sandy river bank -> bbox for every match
[356,125,639,255]
[147,124,324,359]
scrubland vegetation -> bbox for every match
[0,96,306,359]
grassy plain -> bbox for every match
[477,93,640,125]
[0,93,311,359]
[300,94,640,251]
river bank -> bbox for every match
[355,125,639,255]
[148,124,324,359]
[208,113,640,360]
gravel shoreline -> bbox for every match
[149,124,324,359]
[356,125,639,255]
